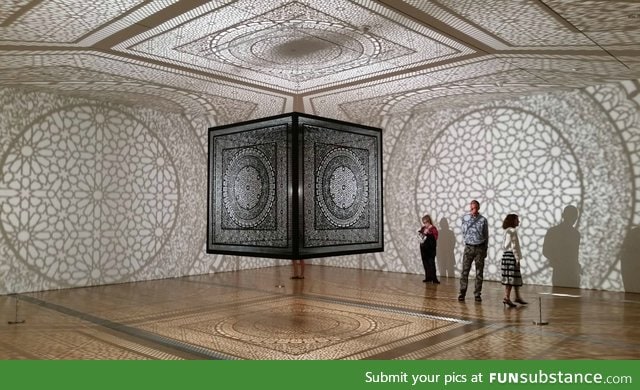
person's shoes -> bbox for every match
[422,279,429,283]
[503,298,517,308]
[290,276,304,280]
[432,279,440,284]
[474,296,482,302]
[457,294,465,301]
[514,298,527,304]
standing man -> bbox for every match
[458,200,489,302]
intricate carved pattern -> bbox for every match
[303,124,380,249]
[209,124,289,249]
[208,303,386,355]
[435,0,592,48]
[417,108,581,279]
[0,52,289,121]
[546,0,640,49]
[315,146,369,228]
[139,296,430,358]
[208,116,382,257]
[222,146,276,229]
[118,0,468,92]
[177,17,413,83]
[587,83,640,226]
[583,82,640,291]
[0,105,178,285]
[381,90,632,289]
[0,0,145,44]
[308,55,633,121]
[0,1,31,25]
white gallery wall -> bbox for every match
[0,87,278,295]
[319,80,640,294]
[1,80,639,294]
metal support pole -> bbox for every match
[275,261,285,288]
[533,296,548,325]
[8,294,26,325]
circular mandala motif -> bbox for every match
[255,35,343,65]
[223,147,275,228]
[316,148,368,228]
[416,108,582,279]
[208,21,369,82]
[234,166,263,210]
[0,105,178,285]
[215,305,375,345]
[330,166,358,209]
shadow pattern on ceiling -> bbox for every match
[0,0,639,116]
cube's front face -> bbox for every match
[300,117,383,257]
[208,116,293,258]
[207,113,383,259]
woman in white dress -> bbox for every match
[501,214,528,308]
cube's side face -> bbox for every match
[207,116,293,258]
[300,116,383,258]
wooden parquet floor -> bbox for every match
[1,265,639,359]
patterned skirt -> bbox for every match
[501,250,523,286]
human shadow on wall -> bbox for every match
[620,225,640,293]
[436,217,456,279]
[543,205,581,289]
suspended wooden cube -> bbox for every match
[207,112,383,259]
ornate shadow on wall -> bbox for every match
[378,85,636,291]
[207,113,383,259]
[0,101,183,291]
[0,86,294,294]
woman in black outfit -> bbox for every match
[418,214,440,284]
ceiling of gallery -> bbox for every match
[1,0,640,121]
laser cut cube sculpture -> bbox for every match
[207,113,383,259]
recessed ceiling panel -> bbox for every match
[0,0,639,115]
[0,51,292,119]
[0,0,172,45]
[114,0,475,93]
[406,0,594,50]
[305,53,639,120]
[544,0,640,51]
